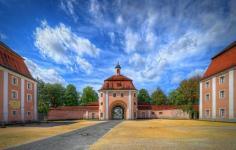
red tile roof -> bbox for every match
[105,74,132,81]
[202,41,236,79]
[100,74,136,90]
[0,42,34,80]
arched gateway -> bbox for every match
[98,63,138,120]
[112,106,124,120]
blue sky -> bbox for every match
[0,0,236,94]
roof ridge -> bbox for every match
[212,40,236,59]
[0,41,24,59]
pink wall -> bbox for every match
[48,107,99,120]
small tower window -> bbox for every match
[134,93,136,97]
[113,93,116,97]
[100,93,103,97]
[121,93,124,97]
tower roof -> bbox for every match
[115,62,121,69]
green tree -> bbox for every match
[64,84,78,106]
[45,83,65,107]
[37,79,50,115]
[151,87,167,105]
[80,86,98,105]
[138,88,151,103]
[168,89,185,105]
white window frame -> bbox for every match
[205,81,209,88]
[219,75,225,84]
[12,90,18,100]
[12,76,18,86]
[219,90,225,99]
[27,94,32,102]
[205,93,210,101]
[219,108,225,118]
[27,82,32,90]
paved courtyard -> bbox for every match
[90,120,236,150]
[2,120,236,150]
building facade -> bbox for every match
[98,64,138,120]
[0,42,37,124]
[200,41,236,121]
[48,64,197,120]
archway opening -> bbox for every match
[112,106,124,120]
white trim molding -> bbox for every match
[212,77,216,119]
[105,91,109,120]
[34,82,38,121]
[21,78,25,122]
[199,82,203,119]
[128,90,132,119]
[229,70,234,119]
[3,71,8,122]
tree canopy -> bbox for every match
[151,87,167,105]
[80,86,98,105]
[64,84,79,106]
[138,88,151,103]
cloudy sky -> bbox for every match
[0,0,236,93]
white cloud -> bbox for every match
[25,58,66,84]
[116,15,123,25]
[60,0,78,22]
[124,28,140,53]
[0,32,7,40]
[187,69,204,78]
[34,20,100,74]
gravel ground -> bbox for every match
[7,121,121,150]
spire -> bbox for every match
[115,62,121,75]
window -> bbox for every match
[113,93,116,97]
[121,93,124,97]
[134,112,136,118]
[100,93,103,97]
[27,94,32,102]
[159,112,163,115]
[100,102,103,105]
[27,82,32,90]
[219,90,225,99]
[117,83,122,87]
[92,113,95,119]
[219,109,225,118]
[205,81,209,88]
[205,109,210,118]
[151,112,155,115]
[219,76,225,84]
[100,113,103,118]
[134,102,136,105]
[12,91,18,99]
[12,76,18,85]
[205,94,210,101]
[12,110,17,116]
[27,111,31,116]
[134,93,136,97]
